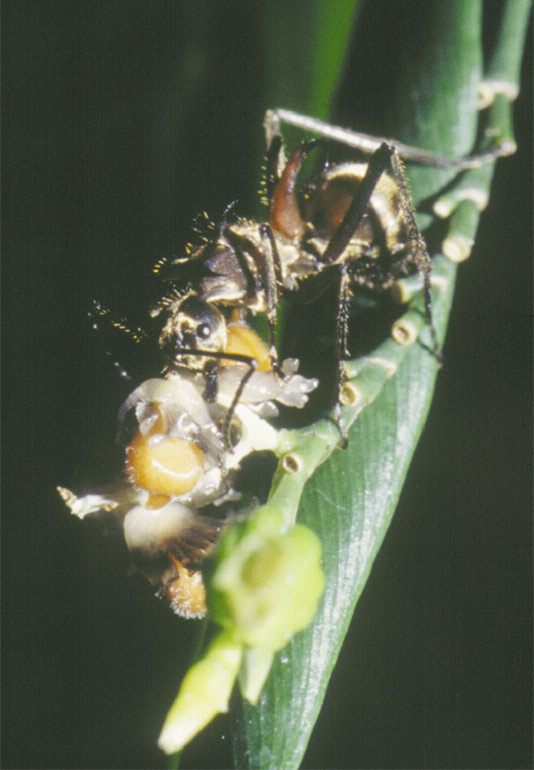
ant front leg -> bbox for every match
[332,262,352,446]
[387,149,442,363]
[322,143,396,265]
[322,142,442,363]
[221,354,258,450]
[259,223,282,371]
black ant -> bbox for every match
[97,109,509,439]
[152,108,509,433]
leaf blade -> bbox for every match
[235,3,490,768]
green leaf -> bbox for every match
[233,2,530,768]
[259,0,360,120]
[157,1,529,767]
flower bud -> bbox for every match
[208,506,325,652]
[158,629,242,755]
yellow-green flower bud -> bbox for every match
[158,629,242,755]
[208,505,325,652]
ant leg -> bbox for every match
[173,348,259,450]
[222,356,258,449]
[307,143,392,438]
[265,108,513,169]
[331,263,352,447]
[336,263,352,362]
[388,149,442,363]
[202,359,219,403]
[264,109,284,156]
[218,200,239,238]
[264,134,283,200]
[319,142,442,362]
[322,142,395,265]
[259,224,282,369]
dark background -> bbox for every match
[2,2,532,768]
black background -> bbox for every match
[3,2,532,768]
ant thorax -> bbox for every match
[184,218,305,310]
[160,141,420,331]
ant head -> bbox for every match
[158,294,228,370]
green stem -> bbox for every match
[480,0,532,102]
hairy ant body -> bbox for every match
[155,109,508,425]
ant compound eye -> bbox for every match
[174,296,227,353]
[197,323,212,340]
